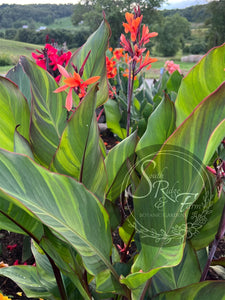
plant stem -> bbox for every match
[126,61,135,137]
[200,201,225,281]
[46,254,68,300]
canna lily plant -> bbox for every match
[1,7,225,300]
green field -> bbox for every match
[0,39,196,77]
[0,39,43,74]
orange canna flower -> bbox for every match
[139,50,158,71]
[123,68,137,81]
[139,24,158,46]
[123,12,142,42]
[54,65,100,111]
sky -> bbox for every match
[0,0,185,4]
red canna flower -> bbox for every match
[32,43,72,83]
[120,34,133,55]
[123,12,142,42]
[54,65,100,111]
[106,56,117,79]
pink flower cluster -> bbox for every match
[164,60,181,74]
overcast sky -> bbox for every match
[0,0,185,5]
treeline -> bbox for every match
[0,4,74,28]
[0,2,224,57]
[2,28,89,49]
[161,4,211,23]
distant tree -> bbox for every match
[155,14,191,56]
[206,0,225,49]
[71,0,166,47]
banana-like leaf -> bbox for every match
[40,227,92,300]
[6,61,32,107]
[122,82,225,289]
[31,242,60,299]
[50,85,107,202]
[0,149,115,279]
[0,76,30,152]
[20,56,67,168]
[149,241,202,297]
[14,126,34,159]
[67,18,110,107]
[0,266,53,299]
[136,97,175,157]
[0,189,44,238]
[105,131,137,202]
[191,191,225,250]
[175,43,225,126]
[153,281,225,300]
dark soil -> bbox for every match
[0,230,37,300]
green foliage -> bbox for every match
[0,54,12,66]
[0,4,75,28]
[206,0,225,49]
[155,14,191,56]
[1,13,225,300]
[161,4,211,23]
[190,41,207,54]
[71,0,166,47]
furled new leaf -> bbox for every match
[105,131,137,202]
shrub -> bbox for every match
[0,54,12,66]
[190,41,207,54]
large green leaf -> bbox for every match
[153,281,225,300]
[136,96,176,156]
[67,18,110,107]
[20,56,67,167]
[190,191,225,250]
[122,82,225,289]
[0,266,53,299]
[0,149,115,279]
[6,60,32,107]
[31,242,60,299]
[50,85,107,202]
[175,43,225,126]
[40,227,92,300]
[0,76,30,151]
[0,189,44,238]
[149,241,202,297]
